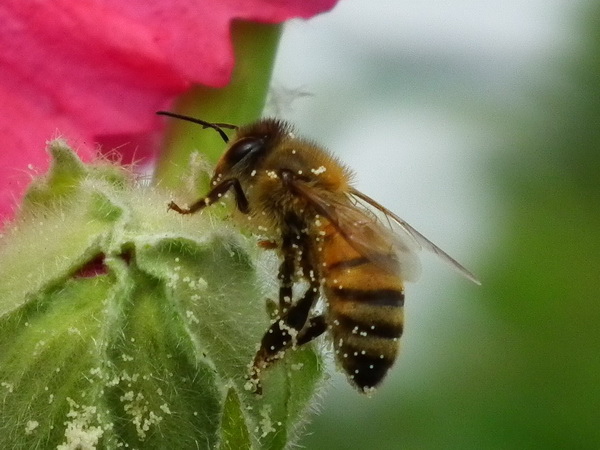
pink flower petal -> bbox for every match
[0,0,339,222]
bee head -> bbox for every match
[156,111,292,187]
[212,118,291,185]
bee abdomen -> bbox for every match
[327,285,404,393]
[321,225,405,392]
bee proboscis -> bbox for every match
[157,111,479,395]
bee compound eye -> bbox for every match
[227,137,265,166]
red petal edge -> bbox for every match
[0,0,340,222]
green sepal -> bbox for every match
[0,142,324,449]
[219,387,253,450]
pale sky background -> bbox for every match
[268,0,584,444]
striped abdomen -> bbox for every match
[320,223,404,394]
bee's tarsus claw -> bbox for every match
[167,201,189,214]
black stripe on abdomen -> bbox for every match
[334,287,405,308]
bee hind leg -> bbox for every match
[247,281,321,394]
[297,315,327,346]
[276,233,297,311]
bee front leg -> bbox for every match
[168,178,249,215]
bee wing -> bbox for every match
[288,177,422,281]
[350,188,481,285]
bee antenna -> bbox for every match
[156,111,237,143]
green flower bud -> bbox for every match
[0,141,323,449]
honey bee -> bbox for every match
[157,111,479,395]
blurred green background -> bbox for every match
[270,1,600,448]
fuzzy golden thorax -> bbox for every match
[212,118,354,232]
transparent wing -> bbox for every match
[289,179,422,281]
[350,188,480,285]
